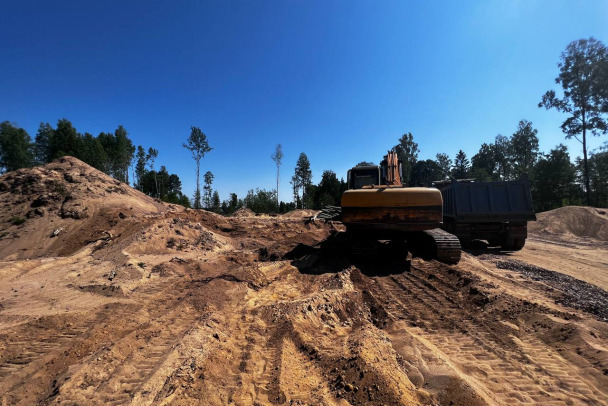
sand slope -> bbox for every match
[0,161,607,405]
[529,205,608,241]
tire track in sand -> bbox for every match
[48,278,200,406]
[364,260,607,405]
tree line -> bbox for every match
[0,119,191,206]
[2,37,607,213]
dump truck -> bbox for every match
[434,176,536,250]
[340,151,461,264]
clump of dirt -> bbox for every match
[2,159,608,405]
[233,207,256,217]
[282,209,318,219]
[530,206,608,241]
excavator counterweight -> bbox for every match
[340,150,461,264]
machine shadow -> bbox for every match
[462,239,517,257]
[284,232,411,277]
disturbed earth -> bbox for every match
[1,158,608,405]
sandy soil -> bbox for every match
[1,158,607,405]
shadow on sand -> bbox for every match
[283,231,410,277]
[462,239,518,257]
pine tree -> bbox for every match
[539,38,608,205]
[0,122,33,172]
[203,171,214,209]
[452,150,470,179]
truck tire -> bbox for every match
[501,226,527,251]
[502,237,525,251]
[459,237,472,249]
[488,239,501,247]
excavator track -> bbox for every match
[421,228,462,264]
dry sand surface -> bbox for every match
[1,158,608,405]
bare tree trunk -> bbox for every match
[276,165,280,210]
[154,173,159,198]
[582,112,591,206]
[196,159,200,209]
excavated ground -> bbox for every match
[1,159,608,405]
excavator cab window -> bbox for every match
[347,166,380,189]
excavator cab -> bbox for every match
[347,166,380,189]
[347,157,403,190]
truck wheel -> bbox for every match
[488,239,501,247]
[459,238,471,249]
[502,236,525,251]
[501,226,527,251]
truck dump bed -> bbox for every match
[434,176,536,250]
[437,177,536,222]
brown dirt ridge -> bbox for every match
[1,158,608,405]
[529,205,608,241]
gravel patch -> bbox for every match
[495,259,608,321]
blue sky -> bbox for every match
[2,1,608,202]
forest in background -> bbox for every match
[1,37,607,213]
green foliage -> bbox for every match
[49,118,82,160]
[471,143,497,180]
[29,119,140,189]
[355,161,375,167]
[80,133,108,171]
[452,150,470,179]
[510,120,539,179]
[34,122,54,164]
[192,189,202,210]
[583,150,608,207]
[183,126,212,210]
[434,153,452,180]
[493,135,511,180]
[203,171,214,209]
[311,170,344,208]
[146,147,159,197]
[539,37,608,204]
[532,145,580,211]
[51,181,71,199]
[212,191,221,213]
[394,133,419,185]
[411,160,442,186]
[10,216,26,225]
[292,153,312,208]
[0,121,34,172]
[98,126,134,182]
[229,193,239,211]
[470,120,539,182]
[140,166,188,206]
[135,146,147,191]
[244,188,276,213]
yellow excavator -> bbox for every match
[340,150,461,264]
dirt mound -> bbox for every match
[2,162,608,405]
[529,206,608,241]
[0,156,166,259]
[233,207,256,217]
[281,209,319,218]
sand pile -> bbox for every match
[281,209,318,219]
[529,206,608,241]
[2,161,608,405]
[0,156,165,259]
[233,207,256,217]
